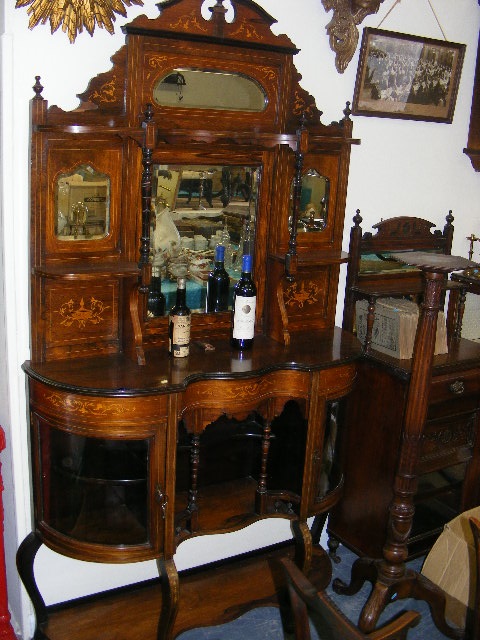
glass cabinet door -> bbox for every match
[35,419,151,547]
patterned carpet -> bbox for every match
[178,544,458,639]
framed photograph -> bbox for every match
[352,28,465,123]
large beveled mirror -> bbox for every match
[55,164,110,240]
[153,69,267,112]
[147,163,259,316]
[290,169,330,233]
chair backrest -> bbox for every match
[342,211,454,333]
[281,557,420,639]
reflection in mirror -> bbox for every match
[290,170,329,233]
[56,164,110,241]
[153,69,267,112]
[147,164,259,317]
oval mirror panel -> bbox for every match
[153,69,267,112]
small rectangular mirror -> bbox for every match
[56,164,110,240]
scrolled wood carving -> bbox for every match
[322,0,385,73]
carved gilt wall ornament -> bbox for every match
[321,0,385,73]
[15,0,144,44]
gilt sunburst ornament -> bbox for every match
[15,0,144,44]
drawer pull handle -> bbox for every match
[449,380,465,395]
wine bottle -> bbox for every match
[169,277,191,357]
[220,223,232,269]
[231,254,256,350]
[206,244,230,313]
[147,265,166,317]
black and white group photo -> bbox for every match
[353,28,465,122]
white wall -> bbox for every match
[1,0,479,637]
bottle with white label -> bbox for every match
[168,277,191,357]
[231,254,256,350]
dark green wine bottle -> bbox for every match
[147,266,166,317]
[206,244,230,312]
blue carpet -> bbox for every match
[178,544,459,639]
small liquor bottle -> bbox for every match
[169,277,191,357]
[147,265,166,317]
[231,254,256,350]
[206,244,230,312]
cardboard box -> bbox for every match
[356,297,448,359]
[421,506,480,628]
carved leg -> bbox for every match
[16,531,48,639]
[409,572,465,639]
[358,575,397,633]
[310,513,326,545]
[187,434,200,532]
[326,534,341,564]
[255,419,272,515]
[291,520,313,575]
[156,558,180,640]
[358,569,464,639]
[332,556,379,596]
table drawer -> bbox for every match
[419,412,477,474]
[429,369,480,405]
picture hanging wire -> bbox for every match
[377,0,447,41]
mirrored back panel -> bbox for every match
[149,164,259,315]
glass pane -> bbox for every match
[38,422,149,546]
[153,69,267,112]
[290,170,329,233]
[56,164,110,241]
[148,164,259,316]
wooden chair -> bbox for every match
[342,210,466,349]
[468,517,480,640]
[281,557,421,640]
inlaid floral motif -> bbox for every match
[89,77,118,104]
[284,281,320,309]
[46,393,129,417]
[56,297,110,328]
[230,18,262,41]
[169,11,208,33]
